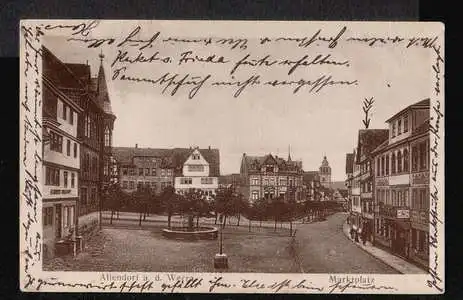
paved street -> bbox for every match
[44,212,397,273]
[293,212,397,273]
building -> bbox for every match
[219,174,242,192]
[113,146,220,200]
[355,129,389,243]
[240,152,304,204]
[66,53,116,221]
[372,98,430,269]
[303,171,321,201]
[42,47,84,258]
[319,156,332,188]
[173,147,220,200]
[350,148,362,233]
[345,152,354,214]
[113,146,174,194]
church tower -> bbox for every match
[319,156,332,188]
[96,51,117,185]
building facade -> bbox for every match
[319,156,332,188]
[42,47,84,258]
[303,171,321,201]
[113,146,220,200]
[174,147,219,200]
[356,129,389,243]
[240,153,304,204]
[372,99,430,269]
[350,149,362,232]
[345,153,354,214]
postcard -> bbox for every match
[19,20,444,294]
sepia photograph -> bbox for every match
[20,20,444,294]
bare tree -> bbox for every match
[362,97,375,129]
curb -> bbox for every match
[342,222,404,274]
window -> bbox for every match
[91,188,97,203]
[161,169,166,176]
[145,168,150,176]
[404,190,409,207]
[69,109,74,125]
[129,181,135,189]
[81,187,88,205]
[386,155,390,175]
[381,156,385,176]
[266,166,274,173]
[412,146,418,171]
[73,143,77,158]
[181,177,192,184]
[192,153,200,160]
[45,166,60,186]
[404,114,408,133]
[376,157,380,176]
[122,181,128,189]
[188,165,204,172]
[251,178,259,185]
[50,131,63,152]
[397,150,402,173]
[403,148,409,172]
[201,177,213,184]
[280,178,287,186]
[252,191,259,200]
[391,153,396,174]
[129,168,135,176]
[139,168,143,176]
[71,173,75,188]
[167,169,172,176]
[419,141,428,170]
[66,139,71,156]
[398,119,402,135]
[391,122,396,137]
[62,103,67,120]
[263,178,269,186]
[104,127,110,147]
[43,207,53,226]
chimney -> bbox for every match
[208,145,211,150]
[135,143,138,149]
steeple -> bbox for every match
[287,145,292,162]
[96,50,115,117]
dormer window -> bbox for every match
[398,119,402,135]
[192,153,200,160]
[391,122,396,137]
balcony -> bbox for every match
[379,205,410,219]
[411,171,429,185]
[410,210,428,225]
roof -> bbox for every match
[112,146,220,177]
[243,153,303,172]
[303,171,320,183]
[42,46,85,90]
[345,153,354,174]
[219,174,241,185]
[356,129,389,162]
[385,98,430,123]
[65,63,91,84]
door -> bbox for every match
[55,204,62,239]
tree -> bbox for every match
[160,186,179,229]
[270,195,286,232]
[102,183,127,225]
[132,184,152,226]
[252,197,269,228]
[181,189,208,231]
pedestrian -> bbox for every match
[350,227,355,239]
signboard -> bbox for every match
[397,209,410,219]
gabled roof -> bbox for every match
[385,98,430,123]
[42,46,85,90]
[345,153,354,174]
[112,146,220,177]
[243,153,302,172]
[356,129,389,162]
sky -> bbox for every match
[43,21,436,181]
